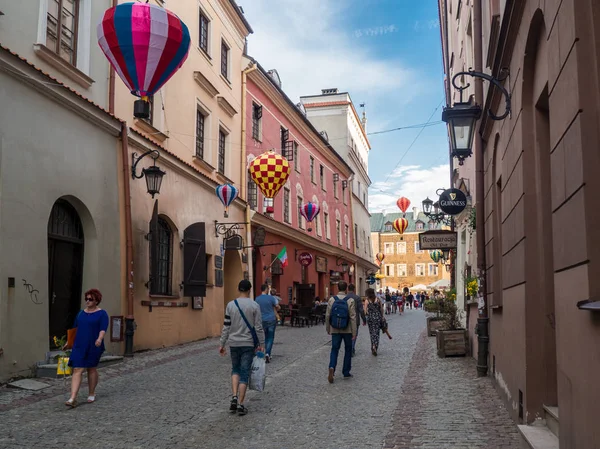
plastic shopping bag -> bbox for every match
[57,356,72,376]
[249,352,266,392]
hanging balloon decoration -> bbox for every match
[215,184,238,218]
[393,217,409,235]
[300,202,320,231]
[376,252,385,263]
[396,197,411,216]
[430,250,443,263]
[249,151,291,214]
[97,2,191,119]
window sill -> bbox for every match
[134,119,169,142]
[192,155,216,172]
[216,171,234,185]
[196,47,213,65]
[149,294,180,299]
[220,74,232,89]
[33,43,94,89]
[142,300,188,308]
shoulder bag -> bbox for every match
[234,300,260,348]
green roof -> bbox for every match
[370,211,441,233]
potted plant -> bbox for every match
[426,290,446,336]
[436,300,468,357]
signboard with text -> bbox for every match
[419,230,458,250]
[438,188,467,215]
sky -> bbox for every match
[240,0,451,215]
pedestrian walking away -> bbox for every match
[347,283,366,357]
[255,284,280,363]
[64,288,109,408]
[365,288,387,356]
[325,281,357,383]
[219,280,265,416]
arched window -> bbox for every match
[150,215,173,296]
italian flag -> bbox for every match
[277,247,288,268]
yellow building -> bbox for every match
[370,210,450,293]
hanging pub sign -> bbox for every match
[438,188,467,215]
[298,252,313,267]
[419,230,458,250]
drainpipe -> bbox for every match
[120,123,135,357]
[473,0,489,377]
[242,63,258,298]
[108,0,117,114]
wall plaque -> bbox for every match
[316,256,328,273]
[214,255,223,269]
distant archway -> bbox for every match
[223,250,243,310]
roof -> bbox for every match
[370,211,441,233]
[304,101,351,108]
[228,0,253,34]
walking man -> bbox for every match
[256,284,280,363]
[347,283,366,356]
[219,280,264,416]
[326,281,357,383]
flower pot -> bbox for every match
[426,317,445,336]
[436,329,468,357]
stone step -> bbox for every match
[36,355,123,378]
[518,424,559,449]
[543,405,559,439]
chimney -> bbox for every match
[413,207,418,220]
[321,88,338,95]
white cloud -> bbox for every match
[368,164,450,214]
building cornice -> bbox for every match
[219,0,253,36]
[348,149,371,183]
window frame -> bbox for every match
[396,242,406,254]
[218,127,227,174]
[384,224,393,232]
[283,188,291,223]
[385,264,394,277]
[220,39,230,80]
[293,142,300,172]
[324,212,330,240]
[252,103,262,141]
[195,106,206,159]
[310,157,315,183]
[247,170,257,210]
[297,196,305,229]
[320,165,325,190]
[46,0,80,66]
[150,216,173,296]
[428,263,439,276]
[414,241,423,254]
[354,224,358,249]
[384,242,394,255]
[416,221,424,231]
[336,219,341,245]
[397,263,407,277]
[199,7,210,55]
[415,263,425,277]
[345,224,350,249]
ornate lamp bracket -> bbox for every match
[214,221,248,238]
[131,149,160,179]
[451,68,512,120]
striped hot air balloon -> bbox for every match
[300,202,320,231]
[376,252,385,263]
[216,184,238,218]
[97,3,191,118]
[396,197,410,216]
[430,250,443,263]
[393,217,409,235]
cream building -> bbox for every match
[113,0,252,350]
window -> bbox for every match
[252,104,262,141]
[218,128,226,174]
[199,9,210,54]
[220,39,229,79]
[397,242,406,254]
[357,181,361,198]
[247,171,257,210]
[342,184,347,205]
[397,264,407,277]
[280,127,289,153]
[415,263,425,277]
[385,264,394,277]
[416,222,424,231]
[384,242,394,254]
[336,220,341,245]
[320,165,325,190]
[293,142,299,172]
[363,192,366,205]
[414,242,423,254]
[345,224,350,248]
[354,224,358,249]
[334,177,338,198]
[316,213,322,236]
[150,217,172,295]
[195,107,205,159]
[143,95,155,125]
[283,188,290,223]
[298,197,304,229]
[429,221,436,230]
[310,157,315,183]
[324,212,330,239]
[384,223,393,232]
[429,263,439,276]
[46,0,80,66]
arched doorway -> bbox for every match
[48,199,84,345]
[223,250,243,309]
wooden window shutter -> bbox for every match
[183,222,207,297]
[149,200,159,294]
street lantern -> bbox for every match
[441,249,451,262]
[445,262,452,273]
[132,150,166,198]
[422,197,433,215]
[442,101,482,165]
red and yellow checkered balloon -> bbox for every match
[249,151,291,199]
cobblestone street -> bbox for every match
[0,310,523,449]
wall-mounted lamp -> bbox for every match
[132,149,165,198]
[335,256,349,273]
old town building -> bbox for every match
[370,210,449,293]
[243,60,368,305]
[439,0,600,446]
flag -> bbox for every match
[277,247,288,268]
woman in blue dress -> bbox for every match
[65,288,109,407]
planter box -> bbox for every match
[424,304,438,313]
[436,329,468,357]
[426,317,445,336]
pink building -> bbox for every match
[244,61,358,304]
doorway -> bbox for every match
[48,199,84,346]
[223,250,243,309]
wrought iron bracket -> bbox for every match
[452,68,511,120]
[214,221,248,238]
[132,149,160,179]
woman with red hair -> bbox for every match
[65,288,109,407]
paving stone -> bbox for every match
[7,379,51,391]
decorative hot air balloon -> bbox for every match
[430,250,443,263]
[249,151,291,214]
[397,197,411,216]
[393,217,409,235]
[97,2,191,119]
[376,252,385,263]
[215,184,238,218]
[300,202,320,231]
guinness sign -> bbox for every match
[438,188,467,215]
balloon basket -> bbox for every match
[266,206,274,214]
[134,99,150,119]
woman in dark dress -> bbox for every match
[366,288,386,356]
[65,289,109,407]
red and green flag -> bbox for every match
[277,247,288,268]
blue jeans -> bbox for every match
[230,346,254,385]
[263,320,277,356]
[330,333,353,377]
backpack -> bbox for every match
[329,294,352,329]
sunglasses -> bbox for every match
[85,297,94,302]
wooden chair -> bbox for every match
[293,306,312,327]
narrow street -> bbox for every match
[0,310,523,449]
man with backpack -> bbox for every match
[325,281,357,383]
